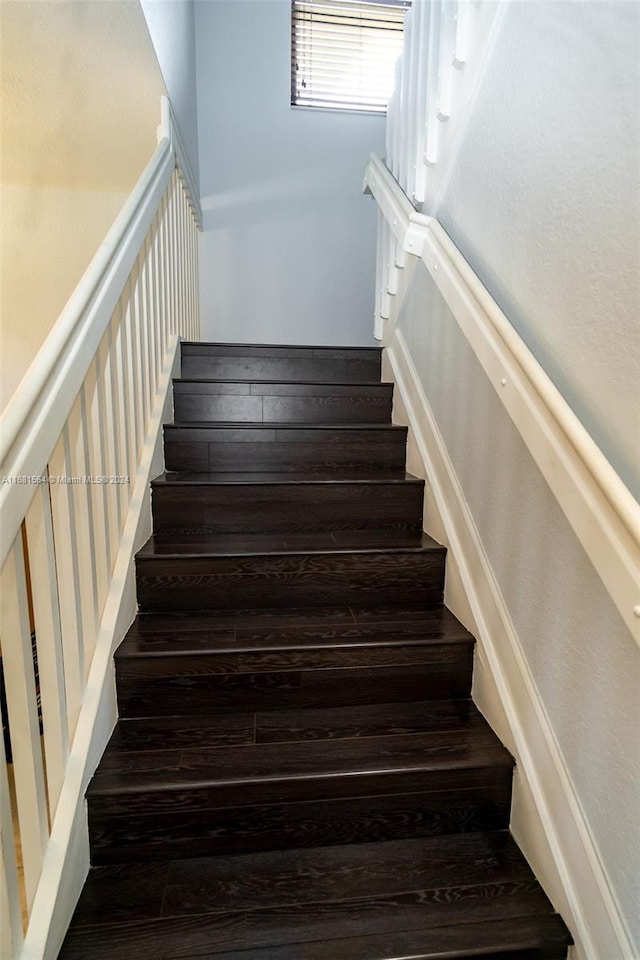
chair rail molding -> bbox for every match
[364,153,640,648]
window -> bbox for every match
[291,0,409,114]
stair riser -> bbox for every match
[151,482,424,536]
[116,651,473,718]
[88,785,511,864]
[163,428,407,473]
[180,356,381,383]
[135,551,446,613]
[173,385,393,425]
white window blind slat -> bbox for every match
[291,0,408,114]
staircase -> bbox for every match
[59,343,572,960]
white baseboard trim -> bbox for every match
[384,329,635,960]
[20,339,181,960]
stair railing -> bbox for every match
[376,0,502,339]
[0,97,200,960]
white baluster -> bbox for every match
[48,431,85,734]
[453,0,471,67]
[82,365,110,619]
[413,0,429,203]
[25,481,69,815]
[397,5,412,192]
[437,0,456,121]
[67,396,100,668]
[107,316,129,524]
[374,207,385,340]
[1,726,23,959]
[424,0,442,167]
[142,236,157,403]
[0,536,49,908]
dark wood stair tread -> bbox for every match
[125,605,466,631]
[87,725,513,798]
[105,700,482,753]
[184,914,573,960]
[61,834,569,960]
[173,378,393,390]
[118,607,472,657]
[165,421,407,431]
[136,531,443,557]
[152,469,423,484]
[180,342,382,357]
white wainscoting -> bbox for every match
[383,329,636,960]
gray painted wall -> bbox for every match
[195,0,384,346]
[141,0,200,190]
[397,261,640,950]
[433,1,640,498]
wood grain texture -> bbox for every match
[173,381,394,424]
[87,727,513,813]
[60,340,571,960]
[151,477,424,536]
[60,883,559,960]
[179,343,382,358]
[62,834,569,960]
[135,544,446,613]
[88,785,512,864]
[163,423,408,473]
[122,604,469,643]
[180,356,381,383]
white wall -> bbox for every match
[433,1,640,499]
[140,0,200,191]
[0,0,164,410]
[395,261,640,953]
[0,186,127,409]
[195,0,384,346]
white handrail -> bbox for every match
[364,151,640,644]
[0,138,171,470]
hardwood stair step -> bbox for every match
[180,342,382,383]
[135,532,446,613]
[86,726,513,862]
[173,379,394,424]
[151,471,424,536]
[115,609,474,718]
[60,834,570,959]
[120,603,472,654]
[162,422,407,472]
[105,699,481,752]
[122,602,466,632]
[114,651,473,718]
[154,468,421,481]
[89,725,513,799]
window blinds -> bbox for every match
[291,0,408,113]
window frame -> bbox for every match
[290,0,409,117]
